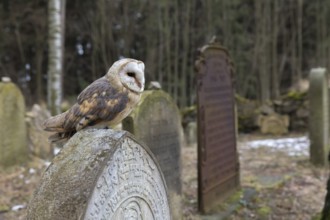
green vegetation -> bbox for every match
[257,205,271,217]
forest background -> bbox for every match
[0,0,328,109]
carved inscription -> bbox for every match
[197,43,239,212]
[141,118,181,191]
[84,138,170,220]
[123,90,182,219]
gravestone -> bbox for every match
[27,129,170,220]
[26,104,53,159]
[309,68,329,166]
[185,121,197,145]
[0,79,28,167]
[195,39,240,213]
[257,113,289,135]
[122,90,183,219]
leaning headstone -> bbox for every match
[122,90,183,220]
[27,129,170,220]
[195,39,240,213]
[0,79,28,167]
[309,68,329,166]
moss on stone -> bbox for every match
[311,212,322,220]
[257,205,271,217]
[227,190,243,204]
[181,105,196,117]
[285,91,307,100]
[0,204,10,212]
[124,90,181,135]
[0,82,28,167]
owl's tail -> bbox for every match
[43,111,77,143]
[43,112,68,132]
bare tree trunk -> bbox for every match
[271,0,279,98]
[290,1,297,84]
[321,1,328,68]
[157,2,164,85]
[47,0,65,115]
[99,0,110,68]
[173,0,179,105]
[254,1,271,102]
[297,0,303,82]
[180,1,191,107]
[221,1,229,47]
[189,0,198,105]
[163,0,172,95]
[261,1,271,102]
[35,43,44,103]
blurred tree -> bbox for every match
[47,0,65,115]
[2,0,330,108]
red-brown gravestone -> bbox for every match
[195,39,240,213]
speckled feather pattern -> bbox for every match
[43,58,144,142]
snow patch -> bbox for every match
[29,168,36,174]
[54,147,61,155]
[245,136,309,156]
[11,204,26,211]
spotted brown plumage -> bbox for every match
[43,58,145,143]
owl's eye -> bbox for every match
[127,72,136,77]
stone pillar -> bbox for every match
[27,129,171,220]
[0,79,28,167]
[309,68,329,166]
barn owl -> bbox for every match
[43,58,145,142]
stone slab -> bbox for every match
[195,40,240,213]
[27,129,171,220]
[122,90,183,219]
[0,81,28,167]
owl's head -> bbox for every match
[107,58,145,93]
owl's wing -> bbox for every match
[44,77,129,133]
[63,77,129,131]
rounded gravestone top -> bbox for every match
[27,129,171,220]
[0,81,28,167]
[1,76,11,82]
[123,90,183,219]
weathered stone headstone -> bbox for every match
[122,90,183,219]
[185,121,197,145]
[26,104,53,159]
[195,39,240,213]
[0,80,28,167]
[257,113,289,135]
[27,129,170,220]
[309,68,329,166]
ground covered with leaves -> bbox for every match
[0,133,328,219]
[0,158,49,219]
[183,133,328,220]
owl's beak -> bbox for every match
[136,73,145,93]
